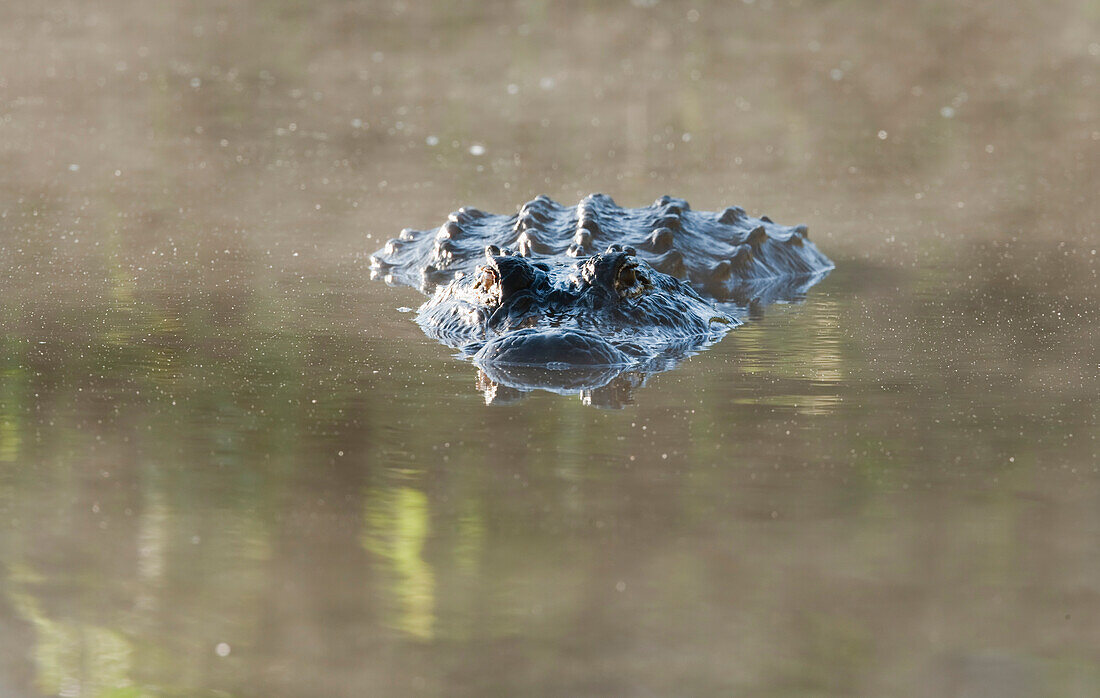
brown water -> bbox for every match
[2,1,1098,696]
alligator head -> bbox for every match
[418,244,735,367]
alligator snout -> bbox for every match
[475,328,632,367]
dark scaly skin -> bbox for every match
[370,193,833,305]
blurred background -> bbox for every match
[0,0,1098,696]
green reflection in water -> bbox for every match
[0,407,19,464]
[8,565,140,698]
[0,356,24,463]
[454,499,485,580]
[796,612,874,696]
[361,486,436,640]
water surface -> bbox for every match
[1,1,1098,696]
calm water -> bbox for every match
[2,1,1098,696]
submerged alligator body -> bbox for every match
[370,194,834,405]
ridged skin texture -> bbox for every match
[370,193,833,304]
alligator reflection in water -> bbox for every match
[477,357,671,409]
[370,194,833,404]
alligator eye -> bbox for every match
[617,264,637,287]
[614,258,649,299]
[475,265,499,294]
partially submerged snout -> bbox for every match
[474,328,633,367]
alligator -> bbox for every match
[369,194,833,404]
